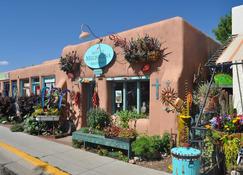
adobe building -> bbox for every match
[0,17,219,135]
[0,59,67,97]
[62,17,219,135]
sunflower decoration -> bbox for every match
[160,87,177,106]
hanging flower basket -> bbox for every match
[59,51,81,80]
[110,34,166,64]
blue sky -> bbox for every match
[0,0,242,72]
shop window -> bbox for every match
[3,82,10,97]
[32,77,40,95]
[140,81,150,114]
[11,80,17,97]
[20,79,30,96]
[42,76,55,90]
[112,80,150,115]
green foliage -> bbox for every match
[202,136,214,167]
[104,126,121,137]
[79,127,104,136]
[10,123,24,132]
[160,132,171,153]
[213,14,232,44]
[17,96,40,118]
[132,133,171,160]
[116,110,145,128]
[108,151,129,162]
[0,96,16,118]
[72,139,83,148]
[118,128,137,139]
[23,116,47,135]
[59,51,80,74]
[193,82,218,105]
[32,106,60,116]
[87,108,111,130]
[223,138,240,170]
[0,116,8,124]
[98,148,109,156]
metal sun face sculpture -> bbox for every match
[160,87,177,106]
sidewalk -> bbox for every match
[0,126,170,175]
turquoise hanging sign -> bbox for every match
[84,44,114,69]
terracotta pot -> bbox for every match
[204,95,219,112]
[142,64,151,73]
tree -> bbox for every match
[213,14,232,44]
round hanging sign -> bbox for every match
[84,44,114,69]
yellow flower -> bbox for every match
[205,125,211,129]
[232,119,237,123]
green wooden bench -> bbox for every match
[72,131,132,158]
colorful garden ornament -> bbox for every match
[41,87,50,109]
[58,89,70,110]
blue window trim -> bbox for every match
[111,78,149,114]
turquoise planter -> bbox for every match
[72,131,132,158]
[171,147,201,175]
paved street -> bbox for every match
[0,126,170,175]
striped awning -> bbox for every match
[216,34,243,64]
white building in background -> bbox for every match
[232,5,243,114]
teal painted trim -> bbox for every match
[20,80,24,96]
[111,83,115,114]
[31,82,40,85]
[87,84,91,111]
[123,82,127,110]
[106,76,149,81]
[72,131,133,158]
[137,81,141,114]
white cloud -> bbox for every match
[0,60,9,66]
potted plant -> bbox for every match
[110,34,166,64]
[193,82,219,114]
[59,51,81,80]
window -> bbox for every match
[111,79,150,115]
[42,76,55,89]
[32,77,40,95]
[11,80,17,97]
[20,79,30,96]
[3,82,10,97]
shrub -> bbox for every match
[79,127,104,136]
[18,95,40,118]
[116,110,145,128]
[10,123,24,132]
[118,128,137,139]
[132,133,171,160]
[72,139,83,148]
[0,96,16,118]
[23,116,47,135]
[104,126,121,137]
[160,132,171,153]
[87,108,111,130]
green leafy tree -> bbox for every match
[213,14,232,44]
